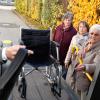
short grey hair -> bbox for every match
[89,24,100,34]
[62,11,74,21]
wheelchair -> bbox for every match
[18,28,63,99]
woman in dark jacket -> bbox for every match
[53,11,77,66]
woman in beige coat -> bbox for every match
[75,24,100,100]
[65,21,89,90]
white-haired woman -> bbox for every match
[75,24,100,100]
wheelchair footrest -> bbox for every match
[51,82,61,97]
[46,64,62,97]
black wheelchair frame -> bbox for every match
[18,28,63,99]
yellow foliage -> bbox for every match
[15,0,100,29]
[68,0,100,27]
[15,0,67,29]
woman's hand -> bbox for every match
[64,62,69,69]
[85,38,94,52]
[75,64,85,71]
[77,49,86,59]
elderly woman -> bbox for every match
[53,11,77,79]
[65,21,89,90]
[53,11,77,66]
[75,24,100,100]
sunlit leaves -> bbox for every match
[68,0,100,27]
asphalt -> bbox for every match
[0,5,29,45]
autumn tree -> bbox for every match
[67,0,100,27]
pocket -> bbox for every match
[76,71,90,92]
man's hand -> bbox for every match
[6,45,33,60]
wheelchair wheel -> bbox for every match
[49,63,62,97]
[18,77,27,99]
[51,82,57,96]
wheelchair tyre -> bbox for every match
[18,77,27,99]
[51,82,57,96]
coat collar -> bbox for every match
[61,23,73,31]
[86,41,100,56]
[77,32,88,36]
[91,41,100,50]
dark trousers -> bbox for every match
[62,65,67,80]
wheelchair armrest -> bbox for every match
[50,41,60,61]
[49,55,56,61]
[18,39,24,45]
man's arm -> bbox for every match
[0,49,6,63]
[0,45,33,63]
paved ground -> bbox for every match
[0,5,29,45]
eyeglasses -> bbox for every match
[90,32,100,36]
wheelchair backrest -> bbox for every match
[21,29,50,63]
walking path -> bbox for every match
[0,5,29,44]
